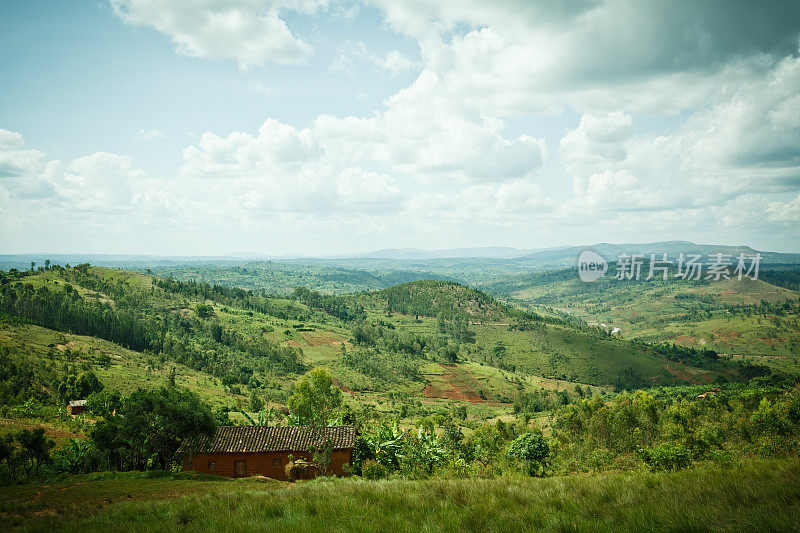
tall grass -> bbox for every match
[18,458,796,532]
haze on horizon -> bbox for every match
[1,1,800,256]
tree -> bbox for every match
[507,433,550,476]
[287,367,342,427]
[76,371,103,398]
[86,389,122,418]
[91,387,216,470]
[195,303,214,319]
[0,435,16,478]
[249,390,262,412]
[16,428,55,476]
[470,423,505,473]
[309,437,334,476]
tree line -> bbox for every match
[0,267,304,387]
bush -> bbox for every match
[507,433,550,476]
[638,443,691,471]
[361,459,388,480]
[285,460,304,481]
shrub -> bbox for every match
[361,459,388,480]
[285,459,313,481]
[638,443,691,471]
[507,433,550,476]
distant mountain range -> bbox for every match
[323,246,541,259]
[509,241,800,266]
[2,241,799,270]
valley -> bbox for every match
[1,248,799,531]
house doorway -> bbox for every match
[234,460,247,478]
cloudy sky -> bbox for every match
[1,0,799,255]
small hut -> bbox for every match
[68,399,87,415]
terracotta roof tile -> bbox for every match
[177,425,355,455]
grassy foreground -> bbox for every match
[2,459,799,532]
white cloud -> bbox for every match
[0,129,25,151]
[0,131,150,209]
[62,152,148,210]
[182,90,546,190]
[560,112,634,176]
[570,169,671,212]
[180,118,317,180]
[370,0,800,114]
[0,146,46,179]
[178,118,401,214]
[110,0,318,69]
[404,179,551,227]
[134,128,168,141]
[320,70,546,182]
[331,41,417,77]
[554,51,800,217]
[768,194,800,222]
[0,130,54,199]
[4,2,800,253]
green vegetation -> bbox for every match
[355,280,514,322]
[483,266,800,365]
[90,387,216,471]
[139,261,444,295]
[0,459,798,531]
[1,257,800,530]
[287,367,342,426]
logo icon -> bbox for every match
[578,250,607,282]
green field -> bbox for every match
[1,458,798,532]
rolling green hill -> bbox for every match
[1,262,799,528]
[481,266,800,372]
[354,280,514,322]
[0,263,789,439]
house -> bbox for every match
[176,425,355,480]
[68,399,87,415]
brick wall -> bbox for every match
[186,449,353,480]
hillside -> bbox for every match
[481,266,800,372]
[354,280,514,322]
[1,262,799,529]
[0,264,765,422]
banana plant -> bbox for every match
[240,406,278,426]
[367,420,404,468]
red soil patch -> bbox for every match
[674,335,697,346]
[284,340,301,347]
[300,331,344,347]
[712,329,740,341]
[422,364,500,404]
[422,383,447,399]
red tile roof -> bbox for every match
[177,425,355,455]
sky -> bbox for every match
[1,0,799,256]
